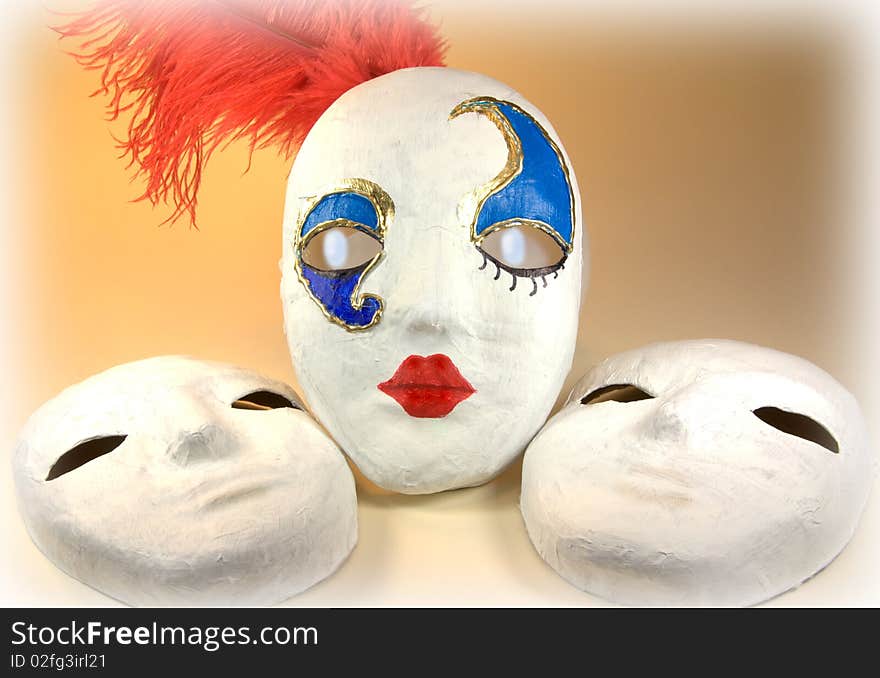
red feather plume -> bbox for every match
[55,0,447,226]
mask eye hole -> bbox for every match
[753,407,839,454]
[46,435,127,481]
[232,391,299,411]
[581,384,654,405]
[301,223,382,272]
[478,222,565,272]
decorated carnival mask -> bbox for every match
[282,67,584,493]
[521,340,875,606]
[58,3,565,493]
[12,357,357,606]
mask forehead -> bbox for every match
[287,67,518,224]
[569,339,854,413]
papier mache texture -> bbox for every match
[521,340,875,606]
[12,357,357,606]
[282,67,584,494]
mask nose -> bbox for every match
[169,423,239,466]
[376,223,477,339]
[407,313,446,336]
[644,401,690,446]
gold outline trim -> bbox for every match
[449,96,576,254]
[292,178,394,332]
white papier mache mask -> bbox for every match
[282,67,584,494]
[521,340,875,606]
[12,357,357,606]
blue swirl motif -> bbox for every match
[298,264,382,327]
[297,191,383,329]
[464,100,575,249]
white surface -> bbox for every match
[282,68,584,494]
[11,357,357,606]
[522,340,875,605]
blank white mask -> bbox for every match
[521,340,875,606]
[13,357,357,606]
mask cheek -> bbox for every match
[521,396,869,606]
[16,436,153,571]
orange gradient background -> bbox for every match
[1,1,876,606]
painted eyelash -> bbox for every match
[477,250,565,297]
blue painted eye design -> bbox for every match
[295,99,574,330]
[294,180,393,331]
[451,97,576,296]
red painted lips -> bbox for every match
[378,354,476,418]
